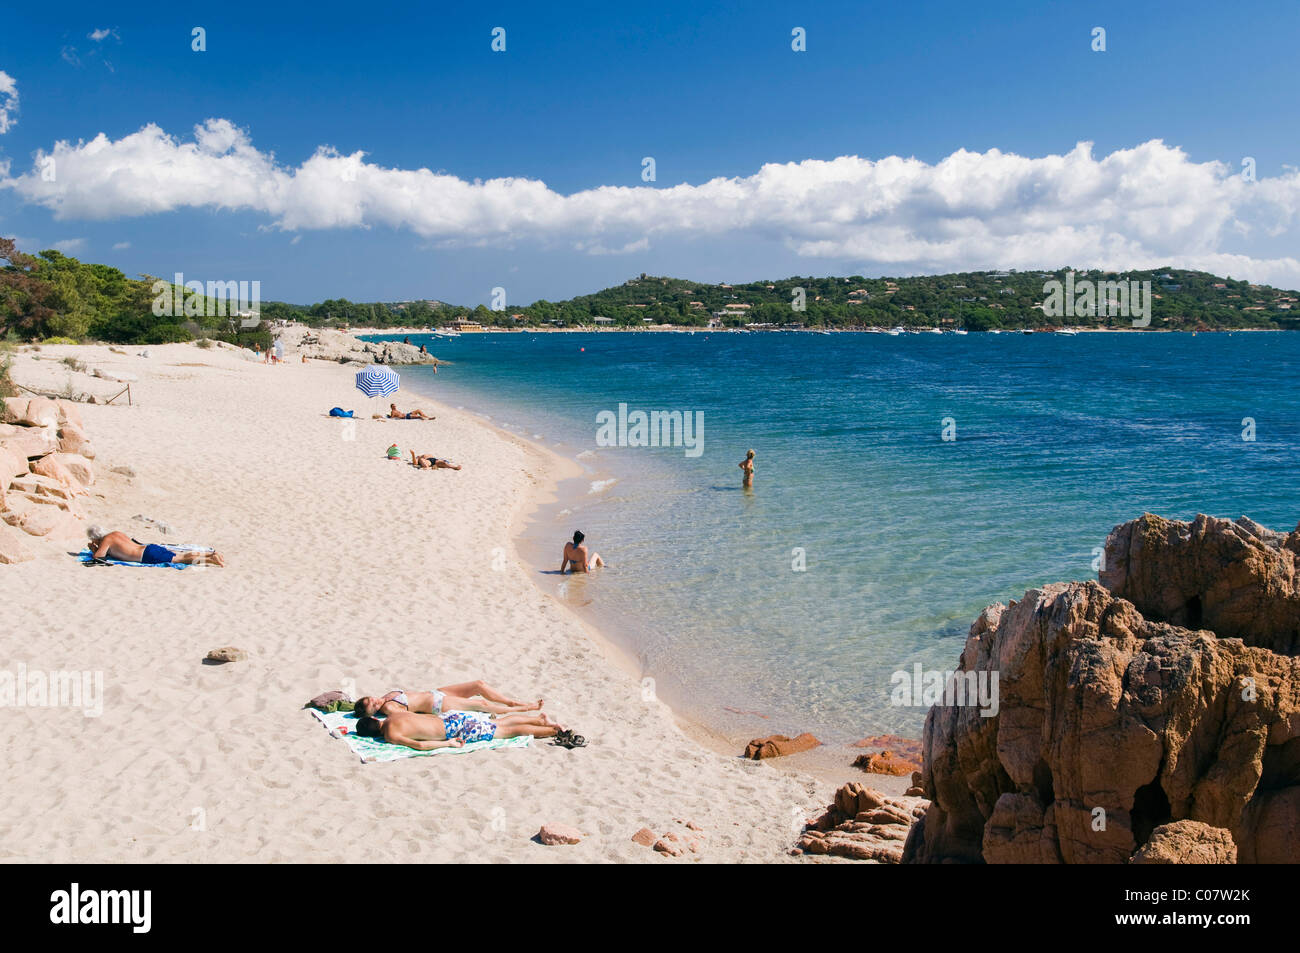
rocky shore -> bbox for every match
[902,513,1300,864]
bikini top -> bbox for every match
[390,690,409,709]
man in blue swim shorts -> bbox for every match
[86,527,226,567]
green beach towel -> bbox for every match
[310,708,530,763]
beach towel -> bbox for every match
[310,709,531,763]
[73,544,214,570]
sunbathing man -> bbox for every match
[354,708,562,750]
[86,526,225,567]
[561,530,604,573]
[354,680,543,719]
[389,403,434,420]
[411,450,461,470]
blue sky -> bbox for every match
[1,0,1298,305]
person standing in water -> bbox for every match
[561,531,604,573]
[739,449,755,487]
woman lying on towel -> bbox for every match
[354,682,542,719]
[355,708,562,750]
[410,450,461,470]
[86,526,225,567]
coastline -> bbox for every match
[0,341,837,862]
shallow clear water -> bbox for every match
[375,330,1300,743]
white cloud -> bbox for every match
[51,238,86,254]
[112,241,131,250]
[0,71,18,134]
[89,28,118,42]
[6,118,1300,285]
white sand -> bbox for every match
[0,343,831,862]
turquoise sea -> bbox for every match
[374,330,1300,744]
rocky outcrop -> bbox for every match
[276,326,437,366]
[0,398,96,552]
[903,514,1300,865]
[798,783,928,862]
[1102,513,1300,655]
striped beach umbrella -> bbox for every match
[355,365,400,397]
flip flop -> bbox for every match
[552,729,588,749]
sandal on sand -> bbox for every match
[552,729,588,749]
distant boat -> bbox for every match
[952,329,968,335]
[1057,328,1080,336]
[1021,328,1034,335]
[927,328,943,334]
[988,329,1002,335]
[888,327,903,336]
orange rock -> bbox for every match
[631,827,657,847]
[743,732,820,759]
[852,749,921,777]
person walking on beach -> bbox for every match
[739,449,755,487]
[354,707,564,750]
[561,530,604,573]
[86,527,226,567]
[354,681,543,719]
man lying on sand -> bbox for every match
[561,530,604,573]
[354,681,543,719]
[355,708,563,750]
[411,450,461,470]
[86,526,226,567]
[388,403,434,420]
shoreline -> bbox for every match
[394,354,915,793]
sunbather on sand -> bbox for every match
[354,681,543,718]
[355,708,562,749]
[411,450,461,470]
[86,526,225,567]
[389,403,434,420]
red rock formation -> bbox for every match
[743,732,820,759]
[798,783,928,862]
[853,750,921,776]
[904,515,1300,864]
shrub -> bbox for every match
[41,336,79,345]
[141,325,194,344]
[195,338,213,349]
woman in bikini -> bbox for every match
[739,448,755,487]
[410,450,461,470]
[353,681,542,719]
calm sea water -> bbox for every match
[374,330,1300,743]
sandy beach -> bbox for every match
[0,341,835,863]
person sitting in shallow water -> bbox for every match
[86,526,225,567]
[355,708,563,750]
[354,681,543,719]
[561,530,604,573]
[388,403,434,420]
[411,450,461,470]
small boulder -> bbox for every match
[205,647,248,663]
[1130,821,1237,865]
[56,400,84,430]
[0,398,29,425]
[0,429,58,460]
[15,396,58,428]
[631,827,658,847]
[57,425,95,459]
[652,838,682,857]
[537,823,583,846]
[49,453,94,487]
[743,732,820,759]
[852,749,921,777]
[30,456,81,491]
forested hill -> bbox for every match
[3,236,1300,347]
[265,268,1300,331]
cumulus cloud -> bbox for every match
[0,71,18,134]
[5,117,1300,285]
[112,241,131,250]
[89,28,118,42]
